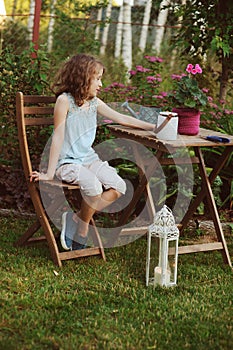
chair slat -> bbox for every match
[24,107,54,115]
[24,117,53,126]
[23,95,56,103]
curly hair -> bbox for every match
[52,54,105,106]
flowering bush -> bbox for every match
[101,55,164,106]
[201,97,233,135]
[128,56,163,105]
[168,64,208,110]
[0,45,50,167]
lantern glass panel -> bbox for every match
[147,236,160,286]
[167,238,178,286]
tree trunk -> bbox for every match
[0,0,6,53]
[170,0,186,68]
[95,7,102,41]
[138,0,152,53]
[152,0,170,54]
[12,0,17,17]
[218,0,232,101]
[122,0,132,71]
[100,1,112,55]
[0,0,6,22]
[115,4,123,58]
[28,0,35,42]
[220,55,231,101]
[47,0,57,52]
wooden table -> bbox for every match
[108,125,233,267]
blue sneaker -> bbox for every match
[60,212,78,250]
[72,235,88,251]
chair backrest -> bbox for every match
[16,91,56,179]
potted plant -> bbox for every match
[168,63,208,135]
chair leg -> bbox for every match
[27,187,63,267]
[14,219,41,246]
[15,187,106,266]
[90,218,106,261]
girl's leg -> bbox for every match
[57,162,125,248]
[77,188,122,237]
[71,160,125,237]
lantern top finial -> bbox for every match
[149,205,179,238]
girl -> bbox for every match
[30,53,155,250]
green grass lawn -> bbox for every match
[0,215,232,350]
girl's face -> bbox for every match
[88,66,103,99]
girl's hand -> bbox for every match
[30,171,53,182]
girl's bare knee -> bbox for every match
[115,190,122,199]
[83,194,101,209]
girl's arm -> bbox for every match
[97,98,155,131]
[30,94,69,182]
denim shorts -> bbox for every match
[55,159,126,197]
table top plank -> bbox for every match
[108,125,233,151]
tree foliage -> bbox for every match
[170,0,233,100]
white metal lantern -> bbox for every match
[146,205,179,287]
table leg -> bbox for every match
[180,146,233,230]
[182,146,232,267]
[131,143,156,221]
[118,150,164,227]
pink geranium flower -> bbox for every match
[170,63,207,108]
[194,64,202,73]
[186,63,203,75]
[186,64,194,73]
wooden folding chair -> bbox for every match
[15,91,106,267]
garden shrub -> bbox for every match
[0,45,52,211]
[0,44,51,167]
[0,45,232,211]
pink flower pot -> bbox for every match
[172,107,200,135]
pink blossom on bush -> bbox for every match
[202,88,209,93]
[144,55,163,63]
[152,95,163,99]
[108,82,126,88]
[146,76,157,82]
[136,65,151,73]
[224,109,232,115]
[129,70,136,76]
[171,74,184,80]
[210,103,218,109]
